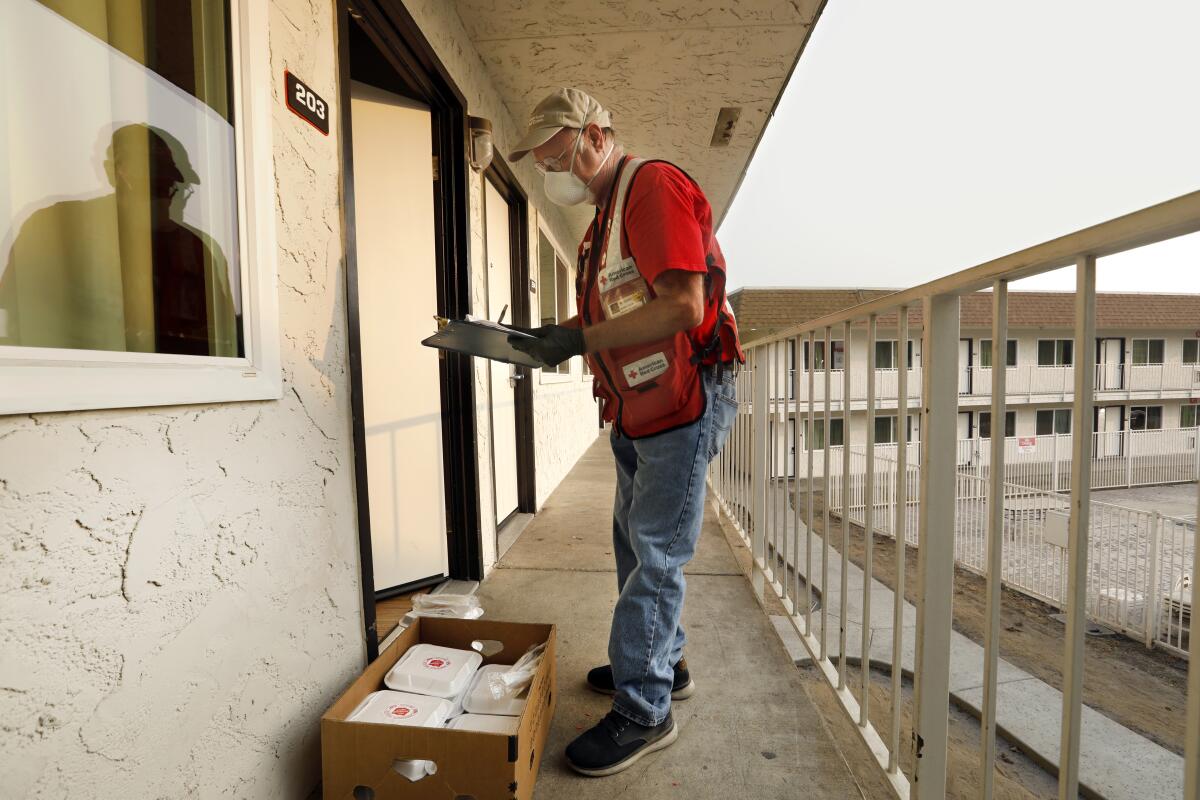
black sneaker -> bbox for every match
[565,710,678,777]
[586,658,696,700]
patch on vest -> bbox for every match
[599,257,640,292]
[621,352,669,388]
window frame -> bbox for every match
[812,417,845,449]
[1036,408,1072,436]
[979,338,1018,368]
[1182,404,1198,428]
[1131,338,1165,366]
[0,0,281,415]
[1184,338,1199,365]
[806,339,845,371]
[1037,338,1074,367]
[1129,404,1163,431]
[978,410,1016,439]
[535,224,576,382]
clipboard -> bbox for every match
[421,317,546,368]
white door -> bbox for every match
[958,412,973,465]
[1098,338,1123,390]
[959,339,972,395]
[1096,405,1124,457]
[484,179,520,524]
[351,82,447,592]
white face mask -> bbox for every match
[544,130,613,207]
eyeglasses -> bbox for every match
[532,131,581,175]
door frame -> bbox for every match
[482,159,537,519]
[337,0,483,661]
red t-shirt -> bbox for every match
[578,159,733,359]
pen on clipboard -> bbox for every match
[496,304,508,325]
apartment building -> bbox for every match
[731,288,1200,453]
[0,1,827,795]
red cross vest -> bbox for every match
[577,157,744,438]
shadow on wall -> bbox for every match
[0,123,240,357]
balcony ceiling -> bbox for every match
[453,0,824,232]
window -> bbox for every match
[1,0,280,414]
[1184,339,1199,365]
[1037,339,1073,366]
[1182,405,1197,428]
[806,340,845,371]
[812,418,844,448]
[979,410,1016,438]
[537,231,572,375]
[1129,405,1163,431]
[1036,409,1072,435]
[875,341,896,370]
[1131,338,1165,366]
[980,339,1017,368]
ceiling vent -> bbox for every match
[709,107,742,147]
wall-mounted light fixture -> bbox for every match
[468,116,494,172]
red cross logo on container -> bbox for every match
[424,657,450,670]
[387,704,418,718]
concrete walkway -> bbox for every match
[766,513,1184,800]
[477,436,868,800]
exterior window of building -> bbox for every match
[875,340,896,370]
[1036,409,1072,435]
[1131,338,1165,365]
[1129,405,1163,431]
[1,0,281,414]
[874,415,896,444]
[1182,338,1198,365]
[812,418,844,448]
[1037,339,1073,366]
[538,231,571,375]
[1182,405,1197,428]
[807,340,845,371]
[980,339,1017,368]
[979,410,1016,438]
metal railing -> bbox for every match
[708,191,1200,799]
[769,362,1200,404]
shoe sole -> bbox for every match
[567,721,679,777]
[586,678,696,701]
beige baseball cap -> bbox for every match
[507,88,613,162]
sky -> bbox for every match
[718,0,1200,295]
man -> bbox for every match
[507,88,744,777]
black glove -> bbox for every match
[508,324,586,368]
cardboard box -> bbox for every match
[321,617,556,800]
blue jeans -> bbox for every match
[608,363,738,726]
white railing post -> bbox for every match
[1185,476,1200,798]
[1145,511,1162,649]
[862,314,877,727]
[751,349,768,601]
[1059,255,1097,800]
[839,320,853,691]
[912,293,958,799]
[822,326,833,662]
[889,305,909,776]
[806,332,816,634]
[1125,426,1134,487]
[981,280,1008,800]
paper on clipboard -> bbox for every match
[421,316,546,368]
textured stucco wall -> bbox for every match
[0,2,364,797]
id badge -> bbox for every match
[599,257,650,320]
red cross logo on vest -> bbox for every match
[628,369,638,379]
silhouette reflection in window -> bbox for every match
[0,123,240,356]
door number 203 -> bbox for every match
[284,71,330,135]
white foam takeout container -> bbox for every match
[348,690,454,729]
[462,663,529,717]
[446,713,521,735]
[384,643,482,699]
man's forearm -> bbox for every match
[582,294,701,353]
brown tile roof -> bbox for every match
[729,288,1200,343]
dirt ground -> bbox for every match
[803,490,1191,756]
[800,664,1061,800]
